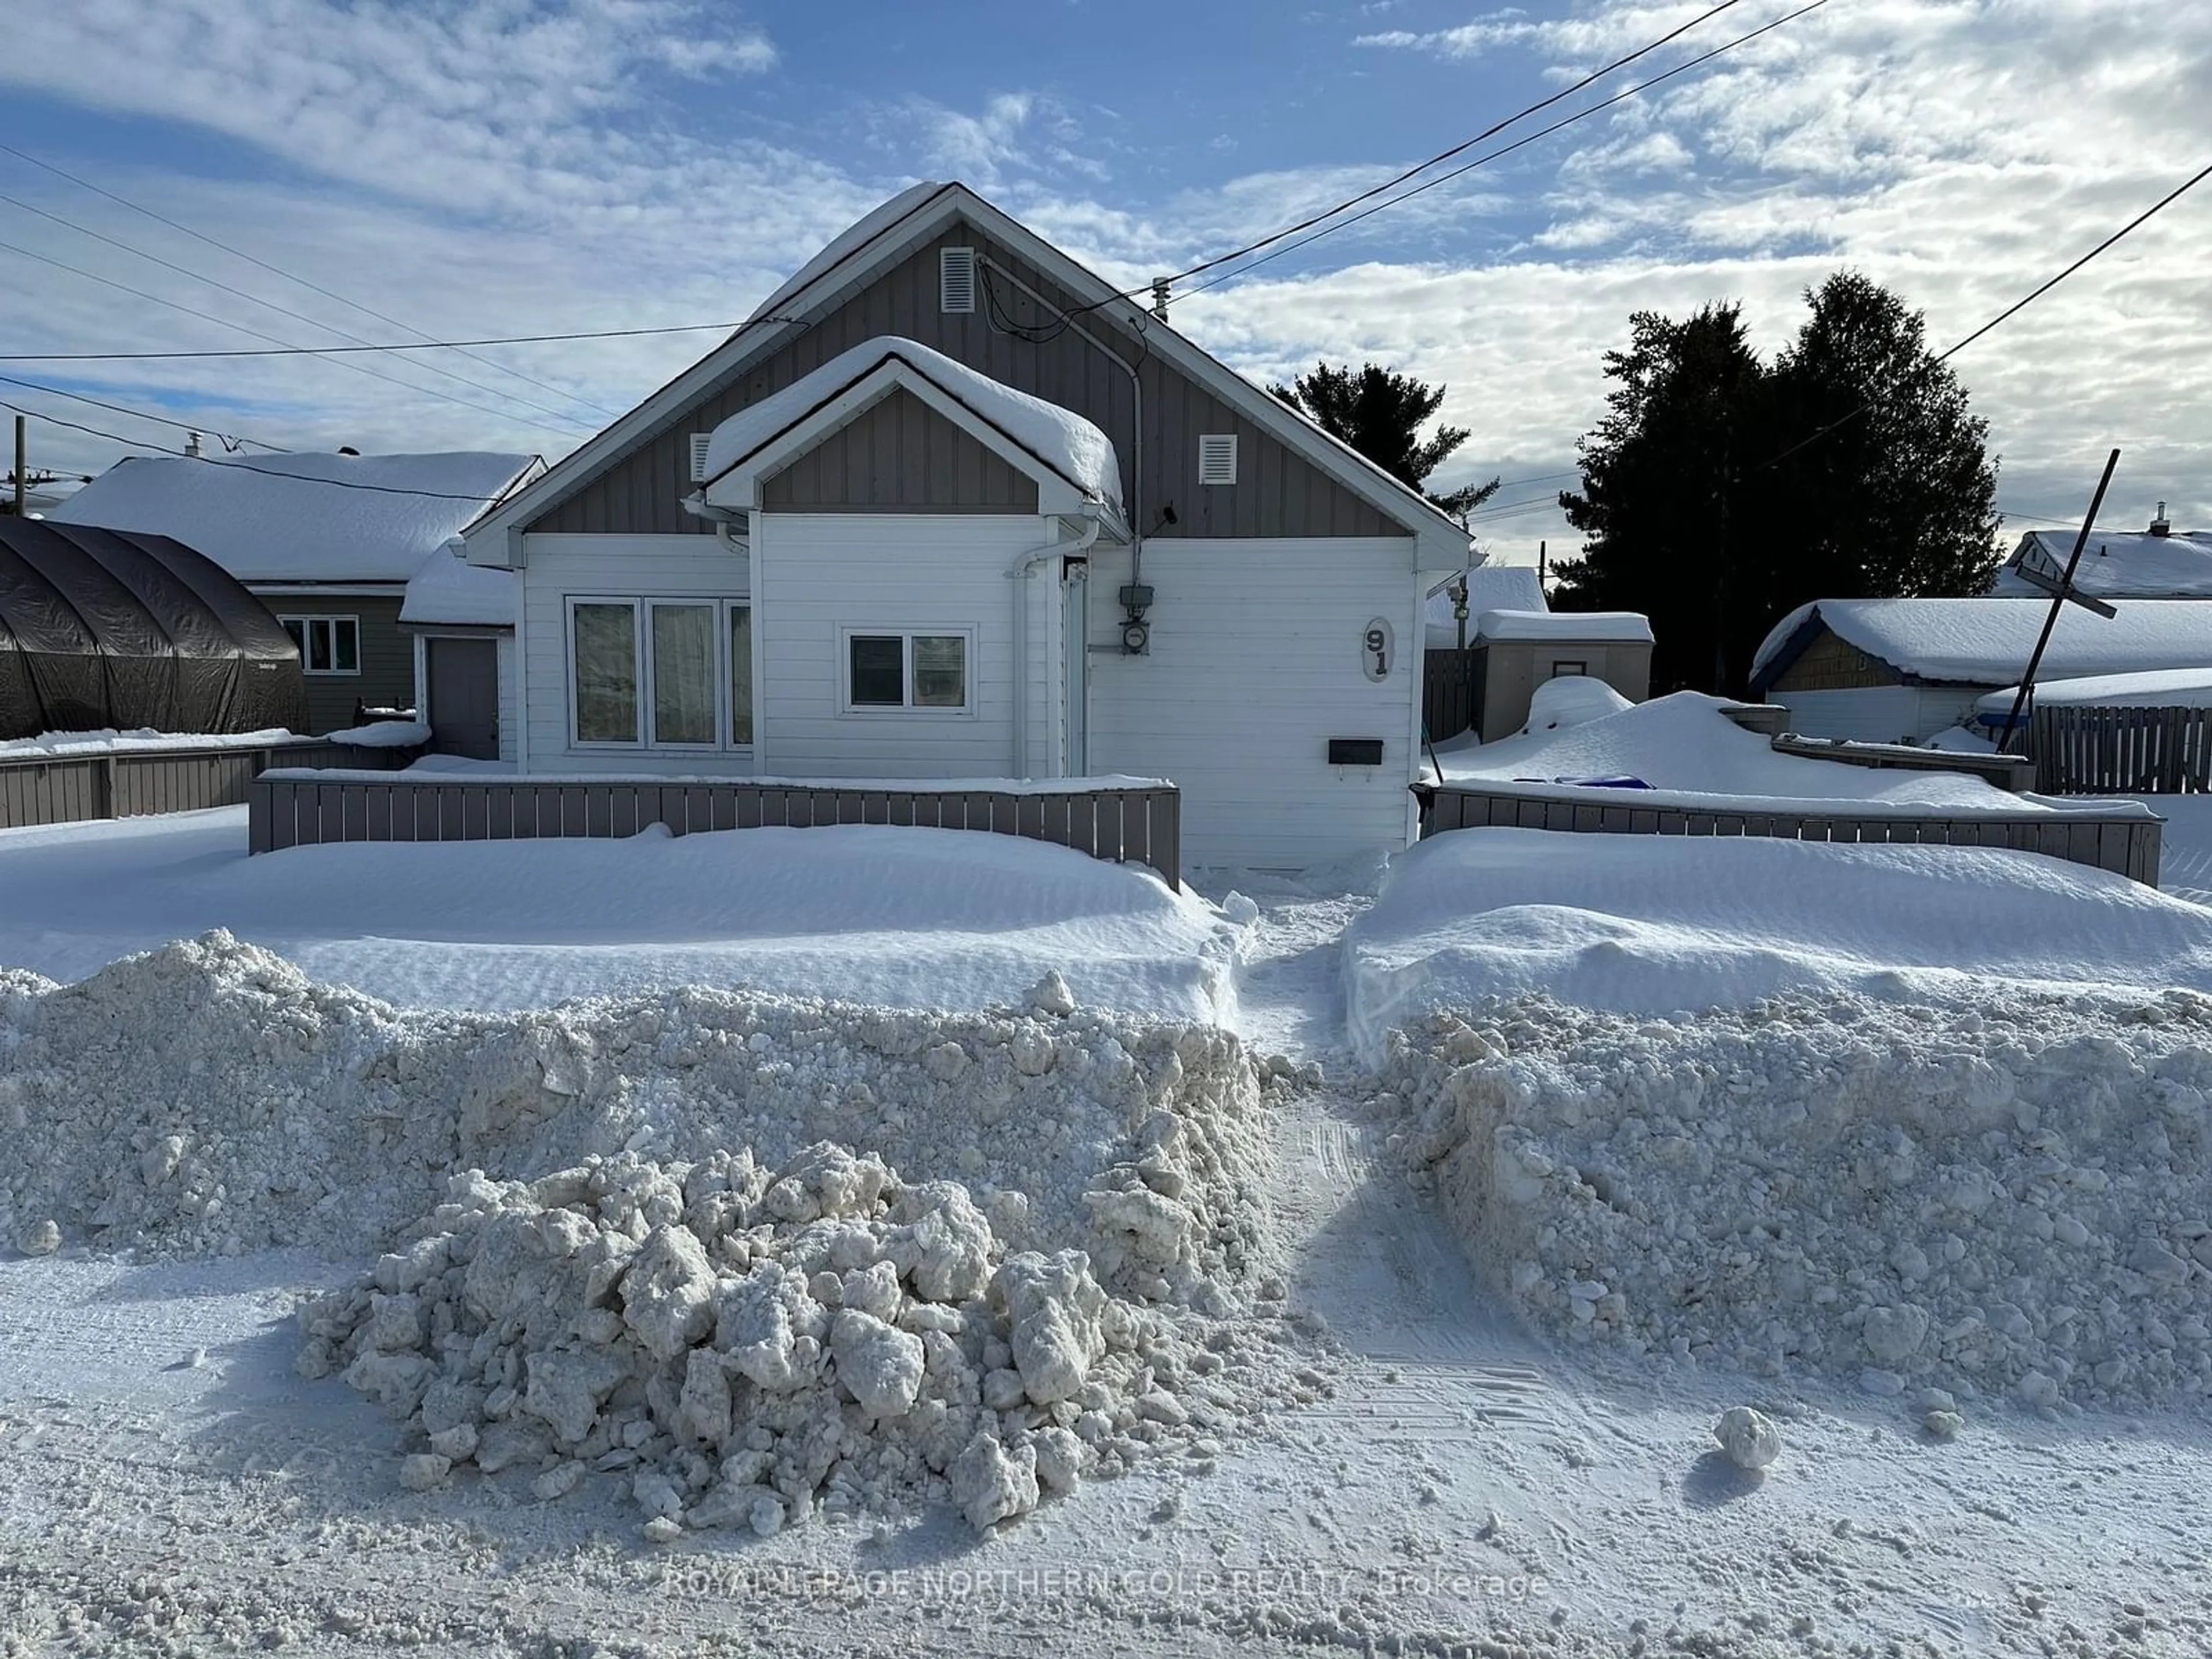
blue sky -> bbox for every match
[2,1,2208,564]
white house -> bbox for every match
[1749,596,2212,741]
[461,183,1472,868]
[51,449,537,749]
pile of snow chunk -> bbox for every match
[1373,989,2212,1412]
[0,933,1309,1532]
[298,1140,1293,1535]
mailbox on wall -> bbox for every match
[1328,738,1385,766]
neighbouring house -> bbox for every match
[1749,596,2212,742]
[0,514,306,740]
[1991,508,2212,600]
[51,450,537,743]
[399,544,517,761]
[460,182,1474,868]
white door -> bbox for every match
[1062,561,1088,777]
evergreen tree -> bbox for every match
[1272,362,1500,518]
[1553,276,1999,696]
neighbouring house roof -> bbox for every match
[1993,527,2212,599]
[696,336,1123,515]
[465,181,1472,565]
[1751,596,2212,692]
[400,541,516,627]
[1475,608,1652,645]
[1423,563,1545,647]
[52,451,538,585]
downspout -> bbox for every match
[1010,516,1101,777]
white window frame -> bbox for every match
[838,626,977,718]
[565,594,754,752]
[276,613,361,676]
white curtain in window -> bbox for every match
[911,634,967,708]
[729,606,753,745]
[652,604,717,745]
[574,603,638,742]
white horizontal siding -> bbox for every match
[497,631,518,764]
[756,513,1046,777]
[520,533,752,775]
[1771,685,1983,744]
[1086,536,1421,868]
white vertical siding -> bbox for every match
[496,631,518,764]
[1086,536,1421,869]
[755,513,1049,777]
[518,533,752,775]
[1770,685,1983,743]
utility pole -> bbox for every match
[10,414,22,516]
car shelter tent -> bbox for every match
[0,516,308,741]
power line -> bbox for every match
[0,372,289,452]
[0,396,171,454]
[0,188,596,433]
[0,317,782,363]
[0,141,624,422]
[0,236,592,437]
[1187,0,1833,298]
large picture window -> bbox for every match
[841,628,973,714]
[278,614,360,676]
[567,597,751,750]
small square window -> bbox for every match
[1550,660,1588,680]
[849,635,905,706]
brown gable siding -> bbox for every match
[1770,627,1900,691]
[760,385,1038,513]
[527,217,1403,540]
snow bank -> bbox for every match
[1434,690,2043,812]
[1346,829,2212,1047]
[50,452,536,584]
[699,338,1122,513]
[1374,988,2212,1411]
[1753,597,2212,688]
[1,934,1308,1531]
[1977,667,2212,713]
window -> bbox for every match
[567,597,752,750]
[278,614,360,676]
[1549,660,1589,680]
[842,628,973,714]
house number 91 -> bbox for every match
[1361,618,1393,683]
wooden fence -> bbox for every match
[2031,704,2211,795]
[249,774,1183,885]
[1422,782,2161,885]
[0,738,373,830]
[1423,648,1480,743]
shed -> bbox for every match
[1749,596,2212,742]
[1465,609,1653,741]
[0,516,306,740]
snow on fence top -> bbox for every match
[1976,667,2212,714]
[400,541,516,627]
[0,727,300,758]
[1475,608,1651,644]
[1994,527,2212,600]
[1753,597,2212,687]
[49,452,537,584]
[698,337,1123,513]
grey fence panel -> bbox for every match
[1422,783,2162,885]
[0,737,378,830]
[2035,704,2212,794]
[244,777,1182,882]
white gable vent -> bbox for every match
[688,432,715,483]
[1198,433,1238,486]
[940,246,977,314]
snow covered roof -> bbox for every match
[1993,528,2212,599]
[1423,565,1544,647]
[400,542,515,627]
[699,337,1123,513]
[1975,666,2212,714]
[1752,597,2212,689]
[1476,608,1652,644]
[51,452,537,585]
[745,182,949,325]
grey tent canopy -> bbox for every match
[0,516,308,741]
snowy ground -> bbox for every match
[3,817,2211,1656]
[0,809,1236,1021]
